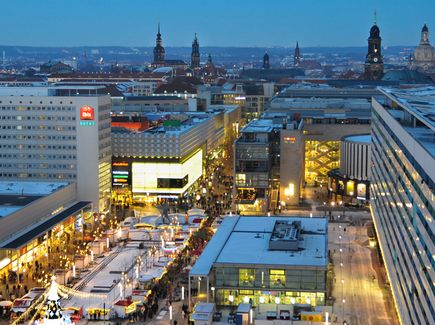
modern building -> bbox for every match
[410,24,435,72]
[111,106,241,201]
[189,216,328,309]
[0,181,93,275]
[0,86,112,211]
[371,87,435,325]
[328,134,371,203]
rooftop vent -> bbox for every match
[269,220,301,251]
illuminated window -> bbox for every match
[270,269,285,287]
[239,269,255,287]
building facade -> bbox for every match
[371,87,435,325]
[0,86,112,211]
[328,134,371,203]
[190,217,328,310]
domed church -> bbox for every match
[410,24,435,72]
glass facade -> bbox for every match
[371,98,435,325]
[305,140,340,186]
[214,266,326,307]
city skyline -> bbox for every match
[1,0,434,47]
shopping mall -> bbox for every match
[111,106,241,203]
[0,181,95,276]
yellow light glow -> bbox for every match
[132,149,203,194]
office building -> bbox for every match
[189,216,328,308]
[0,86,111,211]
[371,87,435,325]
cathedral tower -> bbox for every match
[191,33,200,68]
[153,23,165,64]
[364,16,384,80]
[294,42,301,67]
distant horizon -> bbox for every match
[0,44,418,49]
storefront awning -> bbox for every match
[1,201,91,250]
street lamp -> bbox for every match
[211,286,215,301]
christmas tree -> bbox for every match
[44,277,63,324]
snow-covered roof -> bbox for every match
[190,217,238,277]
[0,181,68,196]
[190,216,328,277]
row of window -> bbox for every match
[0,163,75,169]
[1,115,75,121]
[0,144,76,150]
[1,135,76,141]
[0,125,76,131]
[0,154,76,159]
[0,173,76,179]
[0,105,74,110]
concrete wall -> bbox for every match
[0,183,77,244]
[280,129,304,206]
[303,123,370,141]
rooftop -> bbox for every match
[0,181,69,218]
[380,87,435,158]
[190,216,328,277]
[343,134,371,144]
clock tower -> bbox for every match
[364,17,384,80]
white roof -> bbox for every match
[190,216,327,277]
[0,181,68,195]
[190,217,238,276]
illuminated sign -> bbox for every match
[283,136,296,144]
[112,161,130,186]
[80,106,95,120]
[113,162,129,167]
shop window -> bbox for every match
[239,268,255,287]
[270,269,286,288]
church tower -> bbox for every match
[191,33,200,68]
[294,42,301,67]
[263,52,270,69]
[153,23,165,65]
[364,15,384,80]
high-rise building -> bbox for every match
[371,87,435,325]
[191,33,200,69]
[0,86,112,211]
[364,19,384,80]
[153,23,166,65]
[262,52,270,69]
[294,42,301,67]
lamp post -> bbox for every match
[211,286,215,302]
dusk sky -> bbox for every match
[1,0,434,47]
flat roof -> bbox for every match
[0,201,91,249]
[343,134,371,143]
[381,87,435,132]
[0,181,68,196]
[380,87,435,157]
[0,182,69,218]
[190,216,327,277]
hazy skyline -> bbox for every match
[1,0,434,47]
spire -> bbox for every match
[158,22,161,36]
[194,32,197,41]
[373,10,377,25]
